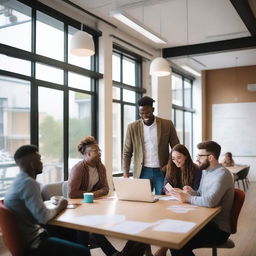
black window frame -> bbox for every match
[171,69,195,154]
[112,45,145,176]
[0,0,102,181]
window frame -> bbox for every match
[171,69,195,154]
[0,0,102,182]
[112,46,145,176]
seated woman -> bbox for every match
[68,136,118,256]
[222,152,235,167]
[68,136,147,256]
[68,136,109,199]
[155,144,202,256]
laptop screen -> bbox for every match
[113,177,158,203]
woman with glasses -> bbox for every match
[67,136,121,256]
[154,144,201,256]
[68,136,108,199]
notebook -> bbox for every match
[113,177,159,203]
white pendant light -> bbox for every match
[70,28,95,57]
[149,57,170,77]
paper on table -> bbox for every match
[110,220,155,235]
[74,215,125,226]
[168,205,197,213]
[158,195,178,201]
[154,219,196,233]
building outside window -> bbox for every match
[112,46,145,174]
[172,72,194,153]
[0,0,101,196]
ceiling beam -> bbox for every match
[163,36,256,58]
[230,0,256,36]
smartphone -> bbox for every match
[67,204,80,209]
[165,183,174,192]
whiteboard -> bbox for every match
[212,102,256,156]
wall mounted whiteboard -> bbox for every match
[212,102,256,156]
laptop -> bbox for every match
[113,177,159,203]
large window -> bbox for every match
[112,47,144,174]
[0,0,101,196]
[172,73,194,153]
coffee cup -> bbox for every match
[83,192,94,203]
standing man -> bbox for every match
[123,96,179,194]
[4,145,90,256]
[170,141,234,256]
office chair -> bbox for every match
[0,200,25,256]
[41,181,64,200]
[203,188,245,256]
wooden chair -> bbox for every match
[0,200,25,256]
[203,188,245,256]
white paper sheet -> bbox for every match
[74,215,125,226]
[154,219,196,233]
[158,195,178,201]
[168,205,197,213]
[109,220,155,234]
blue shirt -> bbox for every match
[4,171,61,248]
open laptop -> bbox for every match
[113,177,159,203]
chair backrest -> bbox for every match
[236,166,250,180]
[41,181,64,200]
[0,200,25,256]
[230,188,245,234]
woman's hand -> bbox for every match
[169,189,190,203]
[183,185,194,194]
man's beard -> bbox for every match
[199,159,210,170]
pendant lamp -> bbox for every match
[149,57,170,77]
[70,27,95,56]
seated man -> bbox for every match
[170,141,234,256]
[4,145,90,256]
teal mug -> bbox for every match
[83,192,94,203]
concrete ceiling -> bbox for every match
[68,0,256,72]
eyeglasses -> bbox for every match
[196,154,210,158]
[88,149,102,153]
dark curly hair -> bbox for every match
[14,144,38,163]
[137,96,155,107]
[77,136,97,155]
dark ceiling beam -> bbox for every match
[230,0,256,36]
[163,36,256,58]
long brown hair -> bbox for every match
[165,144,195,187]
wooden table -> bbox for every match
[225,165,248,174]
[49,197,220,249]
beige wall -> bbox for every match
[204,65,256,139]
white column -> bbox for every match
[98,22,113,190]
[151,73,172,120]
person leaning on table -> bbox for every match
[123,96,180,195]
[169,141,234,256]
[155,144,202,256]
[4,145,91,256]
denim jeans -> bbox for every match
[45,225,117,256]
[29,236,91,256]
[140,167,164,195]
